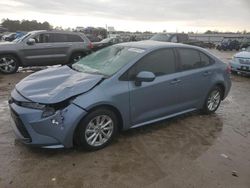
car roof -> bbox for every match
[118,40,195,50]
[27,30,83,35]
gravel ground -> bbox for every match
[0,49,250,188]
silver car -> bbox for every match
[229,46,250,75]
[9,41,231,150]
[0,30,92,74]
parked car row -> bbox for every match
[216,39,241,51]
[150,33,216,49]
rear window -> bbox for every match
[67,34,84,42]
[178,48,213,71]
[48,33,84,43]
[49,33,68,42]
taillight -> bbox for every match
[226,64,231,74]
[88,42,93,49]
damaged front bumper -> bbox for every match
[9,89,87,148]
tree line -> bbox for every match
[1,19,52,32]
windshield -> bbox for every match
[150,34,170,42]
[72,45,145,76]
[13,33,31,43]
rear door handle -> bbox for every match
[170,79,181,85]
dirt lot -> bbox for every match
[0,50,250,188]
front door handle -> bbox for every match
[170,79,181,85]
[203,71,212,76]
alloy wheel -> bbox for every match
[85,115,114,147]
[207,90,221,111]
[0,56,18,73]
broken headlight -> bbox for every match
[19,102,56,118]
[19,102,46,110]
[42,107,56,118]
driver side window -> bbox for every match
[128,48,176,80]
[33,34,50,43]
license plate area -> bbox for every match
[241,66,249,70]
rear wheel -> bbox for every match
[202,86,222,114]
[0,55,19,74]
[74,108,118,151]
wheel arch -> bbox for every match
[72,104,124,147]
[0,52,23,66]
[214,82,225,99]
[72,104,123,146]
[86,104,124,132]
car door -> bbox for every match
[21,33,71,66]
[20,33,60,66]
[46,33,71,64]
[127,48,184,126]
[175,48,215,109]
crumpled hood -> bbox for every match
[15,66,103,104]
[234,51,250,59]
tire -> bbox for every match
[0,55,19,74]
[70,52,85,64]
[74,108,118,151]
[202,86,223,114]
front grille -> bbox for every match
[237,68,250,72]
[10,109,31,141]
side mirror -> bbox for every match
[27,38,35,45]
[135,71,155,86]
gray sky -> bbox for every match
[0,0,249,32]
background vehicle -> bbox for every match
[229,46,250,75]
[0,30,92,74]
[216,39,240,51]
[150,33,214,48]
[2,33,16,41]
[92,37,121,51]
[86,34,102,42]
[240,38,250,49]
[9,41,231,150]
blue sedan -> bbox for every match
[9,41,231,150]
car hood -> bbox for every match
[234,51,250,59]
[15,66,104,104]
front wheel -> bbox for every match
[202,86,222,114]
[74,108,118,151]
[0,55,19,74]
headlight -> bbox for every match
[20,102,46,110]
[42,107,56,118]
[19,102,55,118]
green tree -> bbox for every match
[1,19,52,32]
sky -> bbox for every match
[0,0,250,32]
